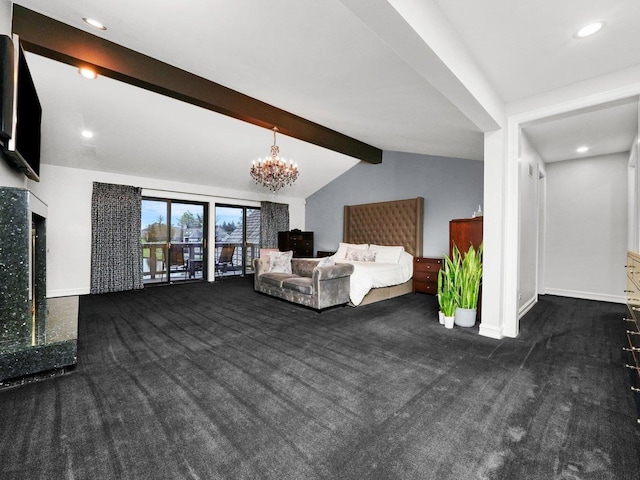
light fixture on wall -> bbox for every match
[250,127,299,192]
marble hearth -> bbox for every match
[0,187,77,383]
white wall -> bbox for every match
[0,152,28,188]
[29,164,306,297]
[518,132,544,315]
[0,0,10,35]
[628,138,639,252]
[544,153,628,303]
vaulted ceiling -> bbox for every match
[11,0,640,196]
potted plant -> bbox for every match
[437,248,461,329]
[454,243,483,327]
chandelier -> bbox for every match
[250,127,299,192]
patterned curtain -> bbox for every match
[260,201,289,248]
[90,182,143,294]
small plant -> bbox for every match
[438,289,457,317]
[437,248,461,317]
[458,243,483,309]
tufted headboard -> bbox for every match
[343,197,424,257]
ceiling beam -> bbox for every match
[12,5,382,164]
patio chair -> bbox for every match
[215,244,235,279]
[169,247,186,272]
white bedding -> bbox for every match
[336,251,413,306]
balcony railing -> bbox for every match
[141,241,260,283]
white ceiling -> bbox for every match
[522,97,639,163]
[12,0,640,196]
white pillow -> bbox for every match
[399,251,413,265]
[335,242,368,260]
[268,251,293,273]
[317,256,335,267]
[368,244,405,263]
[346,247,377,262]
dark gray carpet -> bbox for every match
[1,277,639,479]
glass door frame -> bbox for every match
[215,204,260,277]
[142,196,208,284]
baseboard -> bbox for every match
[518,296,537,318]
[478,323,503,339]
[47,287,90,298]
[543,288,626,304]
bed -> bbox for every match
[335,197,424,306]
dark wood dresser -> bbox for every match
[449,216,483,256]
[278,230,314,258]
[413,257,443,294]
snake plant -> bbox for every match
[438,242,483,315]
[437,247,461,317]
[458,243,483,309]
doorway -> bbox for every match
[141,198,208,284]
[215,205,260,277]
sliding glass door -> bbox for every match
[141,198,207,284]
[215,205,260,277]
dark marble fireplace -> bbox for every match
[0,186,77,383]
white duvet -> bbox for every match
[336,251,413,306]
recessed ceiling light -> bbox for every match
[576,146,589,153]
[78,67,97,79]
[82,130,94,139]
[575,21,606,38]
[82,17,107,30]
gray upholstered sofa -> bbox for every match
[253,257,354,310]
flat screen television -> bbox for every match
[0,34,41,181]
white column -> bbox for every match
[479,128,508,338]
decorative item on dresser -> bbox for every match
[413,257,442,294]
[624,251,640,424]
[278,230,314,258]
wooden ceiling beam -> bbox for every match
[12,5,382,164]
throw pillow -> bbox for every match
[335,242,368,260]
[346,247,377,262]
[368,245,405,263]
[268,251,293,273]
[317,256,335,267]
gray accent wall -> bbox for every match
[306,150,484,257]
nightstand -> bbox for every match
[413,257,443,294]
